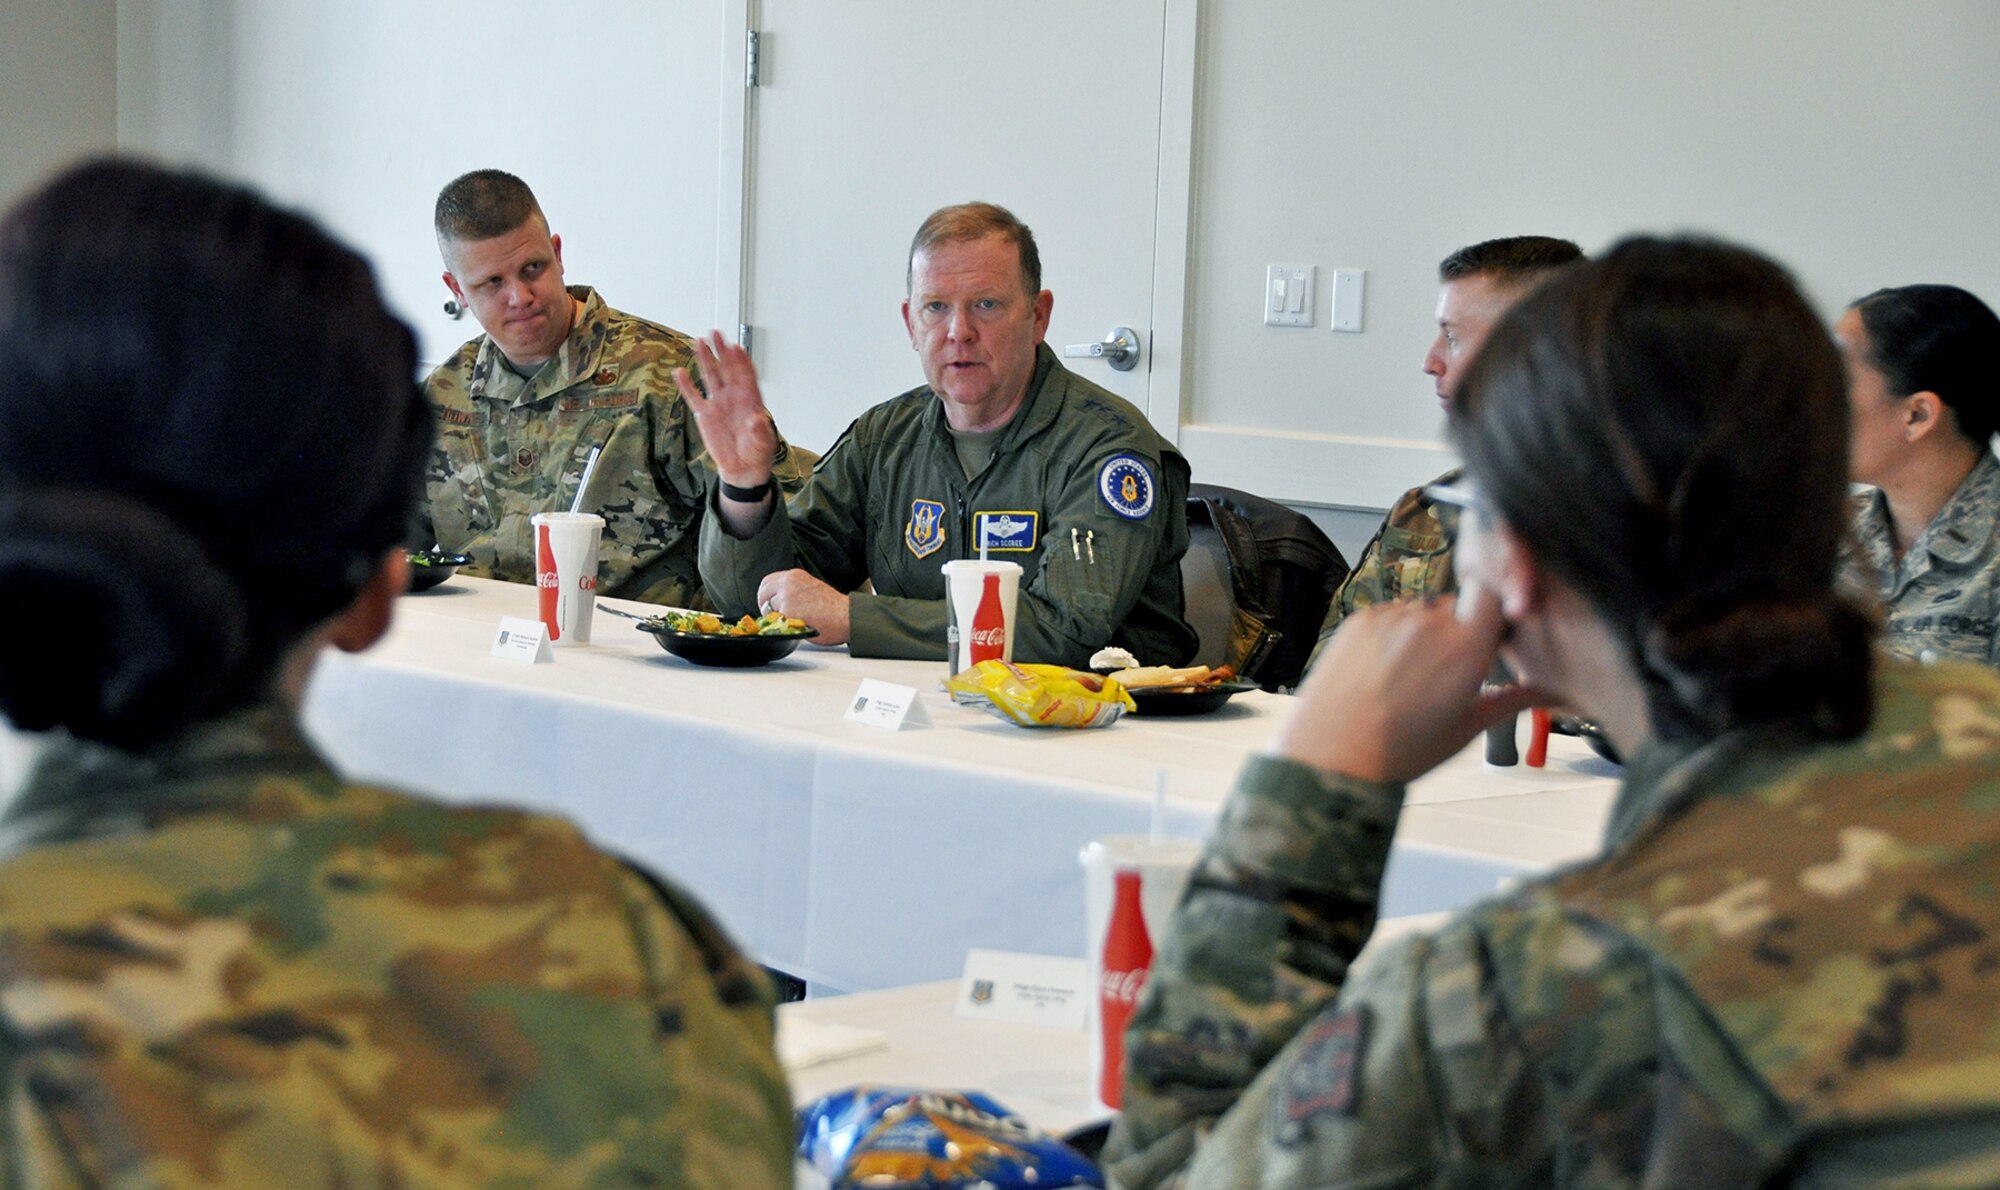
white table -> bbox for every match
[300,576,1622,993]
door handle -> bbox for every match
[1062,326,1142,372]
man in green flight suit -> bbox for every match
[1304,236,1581,674]
[420,169,813,607]
[687,202,1197,667]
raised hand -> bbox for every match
[675,331,778,491]
[1273,585,1542,784]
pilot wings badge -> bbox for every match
[905,498,946,559]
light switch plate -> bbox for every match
[1330,268,1366,332]
[1264,264,1313,327]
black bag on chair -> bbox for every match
[1181,483,1349,692]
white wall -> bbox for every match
[0,0,117,206]
[1186,0,2000,510]
[114,0,727,369]
[93,0,2000,531]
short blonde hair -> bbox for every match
[906,202,1041,296]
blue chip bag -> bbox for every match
[797,1085,1103,1188]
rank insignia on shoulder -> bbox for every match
[1098,453,1155,520]
[593,368,616,386]
[1271,1004,1369,1147]
[906,498,946,559]
[974,510,1039,552]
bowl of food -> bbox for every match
[632,609,819,667]
[1106,664,1257,716]
[406,549,471,592]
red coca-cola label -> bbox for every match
[536,523,560,640]
[1098,867,1154,1108]
[970,573,1007,664]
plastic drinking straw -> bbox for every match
[979,520,990,563]
[1151,768,1167,844]
[569,446,603,514]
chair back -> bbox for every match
[1181,484,1349,691]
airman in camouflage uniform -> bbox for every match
[1306,467,1461,671]
[0,701,795,1188]
[1104,654,2000,1188]
[1853,450,2000,666]
[421,285,814,608]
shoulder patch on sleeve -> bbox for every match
[1271,1004,1370,1147]
[1098,453,1156,520]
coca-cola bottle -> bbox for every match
[1098,867,1153,1109]
[536,521,561,641]
[969,572,1007,665]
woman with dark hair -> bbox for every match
[0,160,792,1187]
[1107,238,2000,1187]
[1841,283,2000,666]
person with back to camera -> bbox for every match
[0,159,793,1187]
[1839,284,2000,666]
[1104,237,2000,1187]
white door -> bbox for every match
[732,1,1188,456]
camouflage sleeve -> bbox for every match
[1103,754,1406,1189]
[1305,487,1457,677]
[610,859,796,1189]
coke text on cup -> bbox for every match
[537,522,561,640]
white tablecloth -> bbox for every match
[299,576,1622,992]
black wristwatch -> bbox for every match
[719,477,775,503]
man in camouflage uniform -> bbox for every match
[0,699,796,1187]
[1107,598,2000,1188]
[688,202,1196,667]
[1305,236,1580,673]
[421,169,813,607]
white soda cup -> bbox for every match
[531,511,603,646]
[942,558,1022,673]
[1079,834,1201,1112]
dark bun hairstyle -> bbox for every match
[0,158,433,749]
[1851,283,2000,447]
[1452,236,1873,743]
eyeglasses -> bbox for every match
[1423,480,1484,512]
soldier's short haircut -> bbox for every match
[907,202,1042,297]
[1438,236,1584,287]
[434,169,545,246]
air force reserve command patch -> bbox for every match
[1271,1004,1369,1147]
[1098,453,1156,520]
[974,510,1039,551]
[906,498,946,559]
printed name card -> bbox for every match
[953,949,1088,1029]
[491,616,553,664]
[845,679,932,730]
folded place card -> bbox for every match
[845,679,932,730]
[491,616,553,664]
[954,948,1087,1030]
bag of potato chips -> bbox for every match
[943,661,1135,728]
[797,1086,1102,1189]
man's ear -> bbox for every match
[1905,391,1946,443]
[325,549,409,654]
[1031,289,1054,342]
[442,270,464,302]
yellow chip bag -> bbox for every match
[943,660,1136,728]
